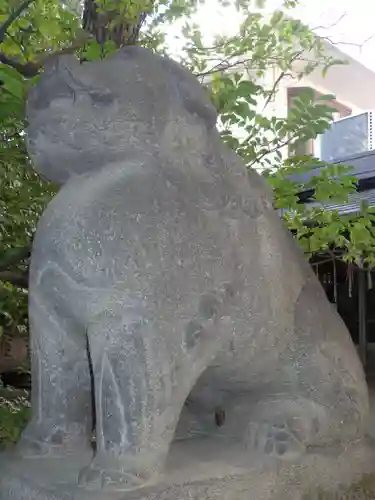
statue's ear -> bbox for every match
[41,54,60,75]
[162,58,217,128]
[27,57,77,112]
[176,77,217,128]
[41,53,79,77]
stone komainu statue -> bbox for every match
[19,46,368,491]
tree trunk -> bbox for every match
[82,0,148,47]
[0,336,29,375]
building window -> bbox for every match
[287,87,352,157]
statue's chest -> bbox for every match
[35,170,255,289]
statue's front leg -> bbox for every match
[78,312,184,491]
[78,297,230,491]
[17,269,93,459]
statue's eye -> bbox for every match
[88,91,115,106]
[29,78,75,110]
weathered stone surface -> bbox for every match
[2,438,375,500]
[0,46,370,498]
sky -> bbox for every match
[171,0,375,72]
[67,1,375,71]
[283,0,375,70]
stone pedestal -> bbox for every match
[2,437,375,500]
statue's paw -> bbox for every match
[17,421,92,459]
[16,437,50,458]
[78,459,147,491]
[17,435,92,460]
[16,436,70,458]
[247,421,306,460]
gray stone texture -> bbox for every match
[0,46,370,498]
[2,438,375,500]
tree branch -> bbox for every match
[0,271,29,288]
[311,13,347,33]
[194,56,253,78]
[0,247,30,272]
[312,14,375,52]
[0,387,29,400]
[0,52,41,77]
[262,50,304,112]
[248,134,297,169]
[262,70,286,111]
[0,32,92,77]
[194,50,318,80]
[0,0,35,43]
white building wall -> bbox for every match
[250,62,371,161]
[212,41,375,164]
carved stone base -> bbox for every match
[2,437,375,500]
